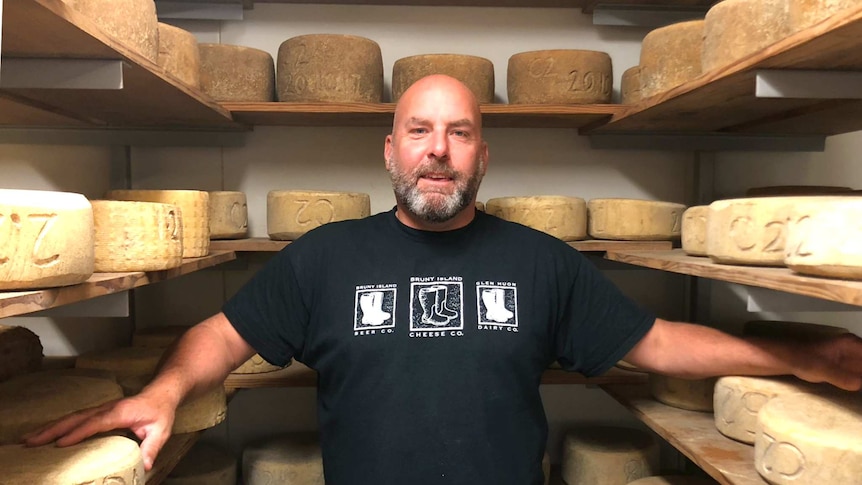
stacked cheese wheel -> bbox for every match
[209,191,249,240]
[200,43,276,102]
[784,197,862,279]
[392,54,494,103]
[508,50,612,104]
[588,199,685,240]
[119,374,227,434]
[561,426,659,485]
[485,196,587,241]
[268,190,371,240]
[681,205,708,256]
[0,325,42,382]
[157,22,201,88]
[639,20,704,99]
[649,374,716,412]
[243,433,325,485]
[64,0,159,63]
[91,200,183,272]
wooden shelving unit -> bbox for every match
[601,383,766,485]
[145,431,203,485]
[0,251,236,318]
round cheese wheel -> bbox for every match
[277,34,383,103]
[621,66,644,104]
[702,0,790,73]
[649,374,716,412]
[0,325,42,383]
[640,20,704,99]
[755,392,862,484]
[746,185,853,197]
[157,22,201,89]
[0,436,144,483]
[65,0,159,63]
[0,189,94,290]
[561,426,659,485]
[92,200,183,272]
[743,320,849,340]
[209,191,248,240]
[232,353,284,374]
[165,442,237,485]
[475,201,485,212]
[507,50,613,104]
[681,205,709,257]
[629,476,718,484]
[485,196,587,241]
[392,54,494,103]
[267,190,370,241]
[106,189,210,258]
[243,433,324,485]
[119,375,226,434]
[132,325,191,348]
[789,0,859,33]
[200,43,276,102]
[714,376,828,444]
[588,198,685,240]
[76,346,165,378]
[784,198,862,279]
[0,372,124,444]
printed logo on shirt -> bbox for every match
[354,284,397,336]
[409,277,464,337]
[476,282,518,332]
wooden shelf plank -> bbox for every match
[594,5,862,136]
[0,251,237,318]
[602,383,766,485]
[605,249,862,306]
[145,431,202,485]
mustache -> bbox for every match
[413,160,459,179]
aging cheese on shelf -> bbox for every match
[681,205,709,256]
[484,196,587,241]
[714,375,827,444]
[277,34,383,103]
[107,189,210,258]
[507,50,613,104]
[702,0,790,73]
[588,198,685,240]
[621,66,644,104]
[267,190,370,240]
[232,353,284,374]
[75,346,165,378]
[243,433,325,485]
[132,325,191,348]
[476,201,486,212]
[209,191,248,240]
[392,54,495,103]
[784,198,862,279]
[157,22,201,88]
[743,320,849,341]
[789,0,860,33]
[119,375,226,433]
[561,426,659,485]
[200,43,276,102]
[755,392,862,484]
[92,200,183,272]
[0,372,123,444]
[639,20,704,99]
[165,442,237,485]
[629,476,719,484]
[0,189,94,290]
[64,0,159,63]
[0,325,42,383]
[649,374,716,412]
[0,436,144,483]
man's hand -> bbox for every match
[793,333,862,391]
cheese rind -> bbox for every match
[244,433,325,485]
[784,198,862,279]
[507,50,613,104]
[92,200,183,272]
[561,426,659,485]
[681,205,709,256]
[640,20,704,99]
[588,198,685,240]
[209,191,248,240]
[120,375,226,433]
[267,190,370,240]
[392,54,495,103]
[0,325,42,382]
[621,66,644,104]
[157,22,201,88]
[788,0,859,33]
[165,442,237,485]
[485,196,587,241]
[702,0,791,72]
[649,374,716,412]
[76,346,165,378]
[65,0,159,63]
[0,436,144,483]
[200,43,276,102]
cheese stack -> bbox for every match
[561,426,659,485]
[789,0,860,33]
[119,375,227,434]
[485,196,587,241]
[64,0,159,63]
[392,54,494,103]
[702,0,791,72]
[507,50,613,104]
[0,325,42,382]
[92,200,183,272]
[165,442,237,485]
[75,346,165,378]
[588,199,685,240]
[243,433,325,485]
[209,191,248,240]
[0,436,144,483]
[107,189,210,257]
[268,190,370,241]
[621,66,644,104]
[784,197,862,279]
[200,44,276,102]
[639,20,704,99]
[157,22,201,88]
[681,205,709,256]
[649,374,716,412]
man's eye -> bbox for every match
[452,130,468,137]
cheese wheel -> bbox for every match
[65,0,159,63]
[0,189,94,290]
[702,0,791,73]
[714,376,828,444]
[157,22,201,89]
[649,374,716,412]
[0,325,42,383]
[561,426,659,485]
[475,201,485,212]
[165,442,237,485]
[76,346,165,378]
[243,433,324,485]
[746,185,853,197]
[588,199,685,240]
[785,198,862,279]
[507,50,613,104]
[132,325,191,348]
[484,196,587,241]
[0,436,144,483]
[277,34,383,103]
[267,190,370,240]
[789,0,859,32]
[755,393,862,484]
[392,54,495,103]
[200,43,275,102]
[542,451,550,485]
[640,20,704,99]
[629,477,718,484]
[232,353,284,374]
[107,189,209,258]
[620,66,644,104]
[119,375,226,434]
[681,205,709,257]
[92,200,183,272]
[0,372,124,444]
[209,191,248,240]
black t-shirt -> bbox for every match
[223,208,655,485]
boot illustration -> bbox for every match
[482,288,514,323]
[359,291,390,326]
[432,285,458,319]
[418,286,452,326]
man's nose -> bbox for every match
[428,130,449,160]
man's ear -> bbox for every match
[384,134,393,169]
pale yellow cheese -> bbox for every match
[476,201,485,212]
[629,476,719,484]
[277,34,383,103]
[107,189,210,258]
[681,205,709,257]
[209,191,248,240]
[75,346,165,378]
[232,353,284,374]
[755,392,862,484]
[621,66,644,104]
[784,198,862,279]
[244,433,325,485]
[507,50,613,104]
[743,320,849,340]
[132,325,191,348]
[639,20,704,99]
[157,22,201,89]
[0,325,42,383]
[92,200,183,272]
[0,189,94,290]
[0,436,144,483]
[561,426,659,485]
[588,198,685,240]
[200,43,276,102]
[119,375,226,434]
[702,0,791,73]
[267,190,370,240]
[392,54,495,103]
[789,0,860,33]
[165,442,237,485]
[649,374,716,412]
[65,0,159,63]
[485,196,587,241]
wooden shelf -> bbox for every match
[593,5,862,136]
[0,251,237,319]
[605,249,862,306]
[145,431,203,485]
[602,383,765,485]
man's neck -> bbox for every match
[394,204,476,232]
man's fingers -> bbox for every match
[55,407,128,447]
[23,406,103,446]
[137,426,171,471]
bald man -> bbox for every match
[26,75,862,485]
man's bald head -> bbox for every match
[392,74,483,138]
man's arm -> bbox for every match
[625,318,862,391]
[23,312,255,470]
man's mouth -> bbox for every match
[419,172,455,182]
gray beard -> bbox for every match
[388,157,484,224]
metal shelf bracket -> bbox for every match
[756,69,862,99]
[0,59,123,90]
